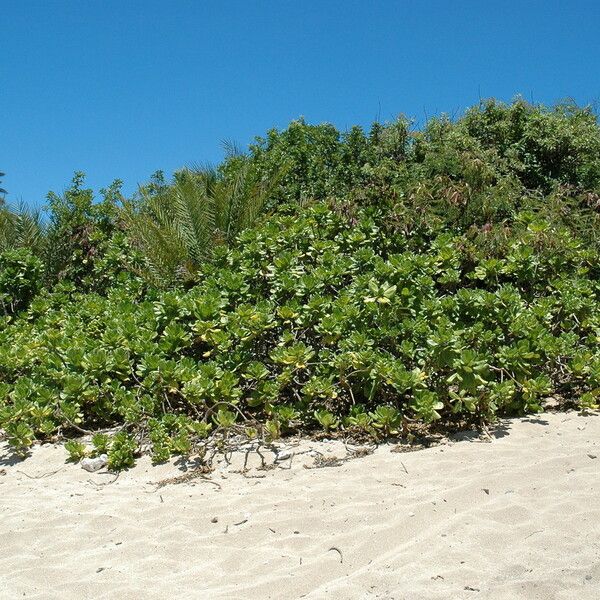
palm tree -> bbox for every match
[124,156,285,286]
[0,203,45,254]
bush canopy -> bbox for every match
[1,99,599,468]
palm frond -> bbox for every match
[124,159,285,287]
[0,203,45,255]
[172,169,216,264]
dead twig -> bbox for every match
[87,473,120,487]
[16,467,65,480]
[150,465,217,489]
[305,455,344,469]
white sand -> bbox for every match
[1,411,599,599]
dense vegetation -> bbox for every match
[1,99,600,469]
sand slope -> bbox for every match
[1,411,599,600]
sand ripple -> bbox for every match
[1,411,599,599]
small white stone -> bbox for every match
[275,450,292,462]
[81,454,108,472]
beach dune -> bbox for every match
[1,411,599,599]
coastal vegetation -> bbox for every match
[1,99,600,469]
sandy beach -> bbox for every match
[1,411,599,600]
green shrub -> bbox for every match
[0,248,43,315]
[2,99,600,468]
[1,200,599,467]
[64,440,88,462]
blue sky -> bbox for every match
[2,0,599,207]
